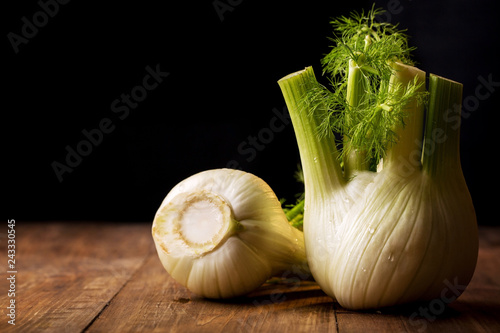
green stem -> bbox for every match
[384,62,426,173]
[344,59,371,178]
[278,67,346,197]
[285,199,305,222]
[346,59,368,109]
[422,74,463,177]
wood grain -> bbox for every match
[1,223,499,332]
[0,222,152,332]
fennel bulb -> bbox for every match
[152,168,309,298]
[277,8,478,309]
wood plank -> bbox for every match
[0,222,152,332]
[1,223,499,332]
[87,226,500,333]
[86,248,338,332]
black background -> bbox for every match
[4,0,499,224]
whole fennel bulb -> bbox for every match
[152,168,309,298]
[278,56,478,308]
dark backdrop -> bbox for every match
[4,0,498,224]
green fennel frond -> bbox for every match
[322,5,415,80]
[303,5,424,170]
[346,76,427,164]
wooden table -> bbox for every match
[1,222,499,332]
